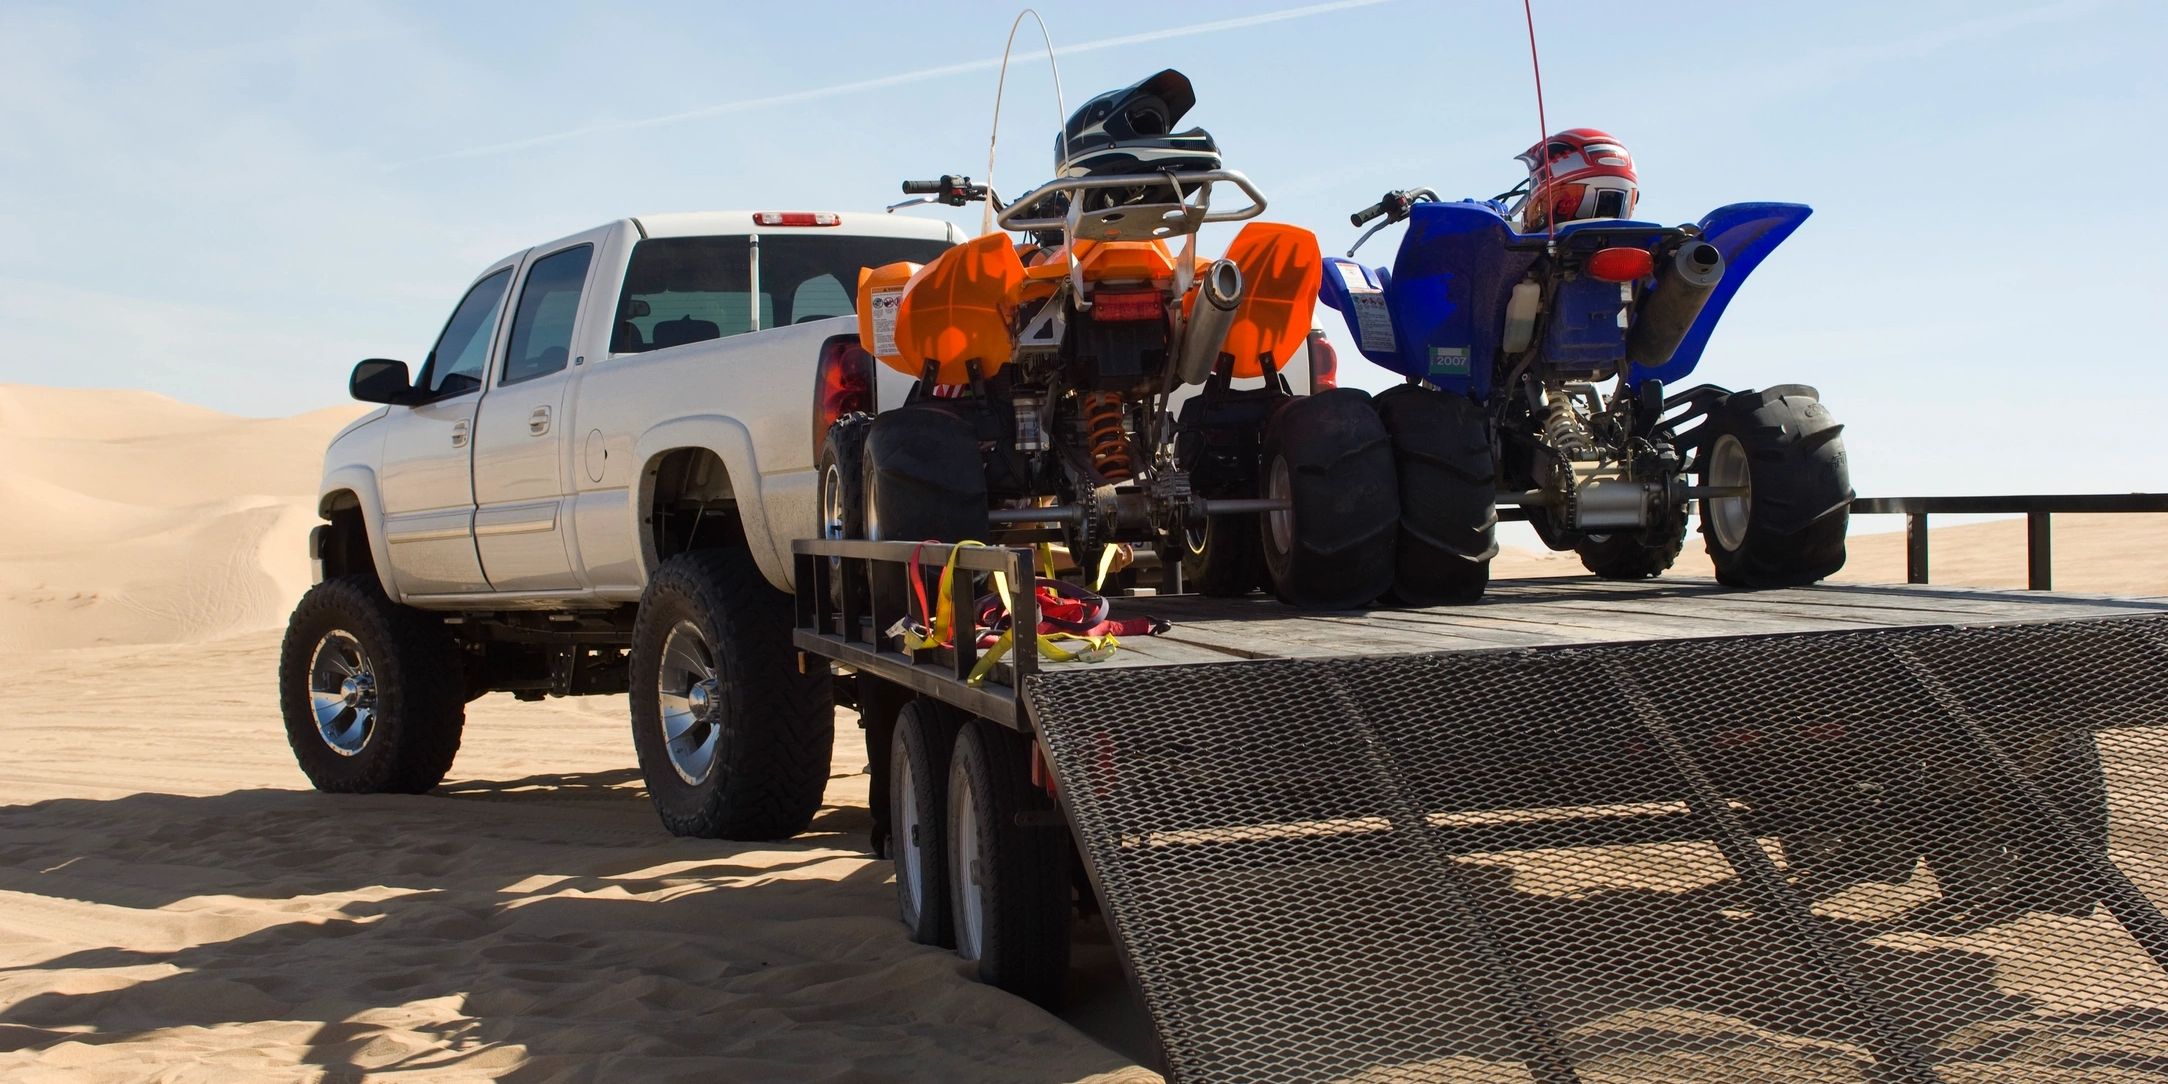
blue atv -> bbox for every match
[1320,190,1849,602]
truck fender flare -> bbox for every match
[318,464,401,600]
[630,415,791,593]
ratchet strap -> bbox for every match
[888,540,1168,686]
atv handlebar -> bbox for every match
[1349,188,1440,228]
[899,179,944,195]
[893,175,996,208]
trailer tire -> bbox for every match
[864,405,992,611]
[279,575,465,794]
[1698,386,1850,588]
[1576,514,1688,580]
[1260,388,1398,610]
[1373,384,1495,604]
[629,548,834,840]
[947,719,1071,1008]
[891,699,959,947]
[817,413,873,615]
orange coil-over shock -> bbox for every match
[1082,392,1133,482]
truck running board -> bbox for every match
[1026,615,2168,1084]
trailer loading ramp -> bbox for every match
[790,551,2168,1082]
[1017,586,2168,1083]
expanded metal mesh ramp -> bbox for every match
[1027,614,2168,1083]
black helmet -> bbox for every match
[1056,69,1222,179]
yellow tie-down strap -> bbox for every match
[888,541,1119,687]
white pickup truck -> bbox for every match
[279,210,960,839]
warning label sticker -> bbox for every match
[869,289,902,357]
[1343,280,1396,355]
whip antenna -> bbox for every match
[986,9,1069,235]
[1521,0,1555,242]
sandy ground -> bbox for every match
[2,383,2163,1081]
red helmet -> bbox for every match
[1515,128,1638,230]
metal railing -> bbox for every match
[1848,493,2168,590]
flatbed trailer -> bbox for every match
[794,537,2168,1084]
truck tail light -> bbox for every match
[1307,330,1338,391]
[754,212,841,227]
[813,337,875,459]
[1089,288,1165,322]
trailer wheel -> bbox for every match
[947,719,1072,1008]
[1373,385,1495,604]
[1698,386,1850,588]
[864,405,992,609]
[1926,730,2113,918]
[629,548,834,840]
[891,699,959,946]
[817,413,872,615]
[279,575,465,794]
[1576,514,1688,580]
[1259,388,1397,610]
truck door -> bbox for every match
[470,235,600,592]
[376,261,518,597]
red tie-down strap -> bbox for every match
[974,577,1170,648]
[887,541,1170,686]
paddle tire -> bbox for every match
[629,548,834,840]
[863,405,992,608]
[1259,388,1398,610]
[279,575,465,794]
[1170,394,1270,597]
[947,719,1072,1009]
[1576,513,1689,580]
[1697,386,1851,588]
[817,413,872,615]
[890,698,959,947]
[1373,385,1496,604]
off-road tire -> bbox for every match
[818,413,873,616]
[629,548,834,840]
[948,719,1072,1009]
[1576,514,1688,580]
[1373,384,1495,604]
[863,405,992,613]
[1176,512,1266,597]
[1698,386,1850,588]
[1259,388,1397,609]
[279,575,465,793]
[891,699,958,947]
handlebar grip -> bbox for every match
[1350,203,1387,227]
[900,180,943,195]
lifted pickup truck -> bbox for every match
[279,210,957,839]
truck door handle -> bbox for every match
[451,420,469,448]
[529,406,552,435]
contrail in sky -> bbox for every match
[391,0,1393,168]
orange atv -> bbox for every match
[815,153,1399,609]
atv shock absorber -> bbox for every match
[1083,392,1134,482]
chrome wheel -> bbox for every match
[307,630,376,757]
[820,460,849,543]
[897,753,929,921]
[1704,433,1752,552]
[1265,454,1293,556]
[656,620,722,785]
[948,758,987,961]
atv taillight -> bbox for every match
[812,337,874,459]
[1307,330,1339,391]
[1587,247,1656,283]
[1089,288,1164,322]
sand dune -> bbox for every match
[2,382,2162,1080]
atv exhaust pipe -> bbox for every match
[1175,259,1244,385]
[1625,241,1725,368]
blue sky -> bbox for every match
[2,0,2162,501]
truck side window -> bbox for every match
[416,267,513,398]
[502,244,594,385]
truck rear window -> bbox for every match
[612,233,952,354]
